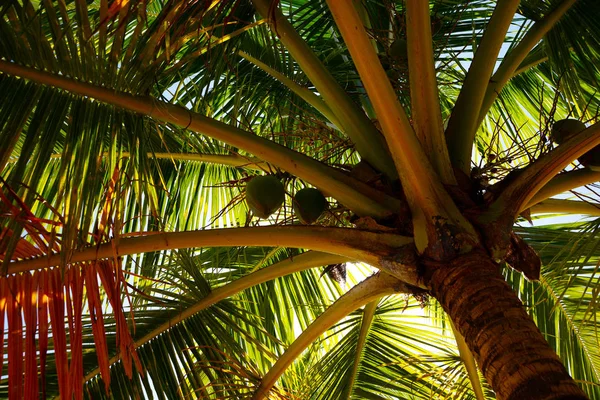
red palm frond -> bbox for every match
[1,261,140,398]
[1,159,142,398]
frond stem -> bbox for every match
[489,121,600,218]
[450,320,485,400]
[252,273,407,399]
[0,60,399,218]
[35,152,266,170]
[251,0,398,179]
[237,51,342,128]
[325,0,478,254]
[445,0,520,173]
[7,226,419,286]
[406,0,455,184]
[478,0,577,125]
[524,169,600,210]
[83,251,348,383]
[514,52,548,76]
[529,199,600,216]
[344,299,378,400]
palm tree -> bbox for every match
[1,0,600,398]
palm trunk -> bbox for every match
[425,251,588,400]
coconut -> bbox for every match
[389,38,407,62]
[577,145,600,167]
[550,119,600,167]
[293,188,328,224]
[550,119,586,144]
[245,175,285,219]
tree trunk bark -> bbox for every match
[425,251,588,400]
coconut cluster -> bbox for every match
[245,175,328,224]
[550,119,600,167]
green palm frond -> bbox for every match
[510,221,600,398]
[3,0,600,398]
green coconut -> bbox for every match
[550,119,587,144]
[245,175,285,219]
[550,119,600,167]
[293,188,328,224]
[578,147,600,167]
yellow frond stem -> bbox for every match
[445,0,520,173]
[251,0,398,179]
[491,122,600,217]
[450,320,485,400]
[237,51,342,128]
[529,199,600,216]
[0,60,399,218]
[406,0,455,184]
[478,0,577,126]
[7,226,418,286]
[252,273,405,399]
[344,299,379,399]
[325,0,477,254]
[83,251,348,383]
[525,169,600,210]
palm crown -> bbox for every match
[1,0,600,399]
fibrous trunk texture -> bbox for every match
[425,251,588,400]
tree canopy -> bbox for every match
[1,0,600,399]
